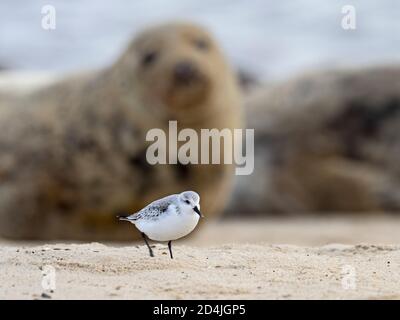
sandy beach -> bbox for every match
[1,217,400,300]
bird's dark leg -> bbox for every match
[168,241,173,259]
[141,233,154,257]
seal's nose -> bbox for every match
[173,61,198,85]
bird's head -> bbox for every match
[179,191,202,217]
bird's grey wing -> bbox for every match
[131,194,178,220]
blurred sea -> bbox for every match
[0,0,399,80]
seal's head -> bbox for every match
[116,22,235,116]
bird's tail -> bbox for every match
[116,215,131,222]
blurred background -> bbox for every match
[1,0,400,244]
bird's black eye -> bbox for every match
[141,51,158,67]
[194,38,209,51]
[185,200,190,205]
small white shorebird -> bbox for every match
[118,191,203,259]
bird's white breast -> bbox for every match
[134,205,200,241]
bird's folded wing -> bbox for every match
[133,194,177,220]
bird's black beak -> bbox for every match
[194,206,203,218]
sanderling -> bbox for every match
[118,191,203,259]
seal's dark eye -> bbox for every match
[194,38,209,51]
[185,200,190,205]
[141,51,158,66]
